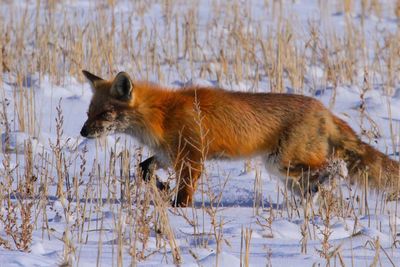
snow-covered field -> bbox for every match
[0,0,400,266]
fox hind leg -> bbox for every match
[282,164,320,196]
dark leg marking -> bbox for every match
[138,156,169,191]
[139,156,157,182]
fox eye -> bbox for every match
[101,112,113,121]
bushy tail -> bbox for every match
[331,116,400,197]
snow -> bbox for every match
[1,0,400,266]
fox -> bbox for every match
[80,70,399,207]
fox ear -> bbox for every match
[82,70,104,90]
[110,72,133,100]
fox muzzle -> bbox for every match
[80,125,89,137]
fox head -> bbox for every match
[80,70,134,138]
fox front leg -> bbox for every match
[139,156,157,181]
[138,156,169,191]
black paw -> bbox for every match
[139,156,157,182]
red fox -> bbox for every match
[80,70,399,206]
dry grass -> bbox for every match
[0,0,399,266]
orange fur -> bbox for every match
[81,71,400,206]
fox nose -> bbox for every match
[80,126,88,137]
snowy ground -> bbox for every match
[1,0,400,266]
